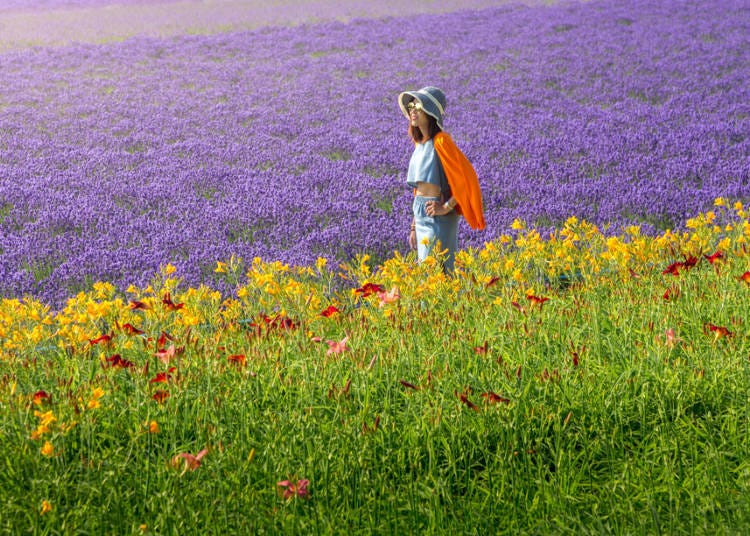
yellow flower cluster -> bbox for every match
[1,201,747,368]
[2,200,749,469]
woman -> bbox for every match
[398,86,485,272]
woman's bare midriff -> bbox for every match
[415,182,441,198]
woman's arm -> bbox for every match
[426,197,456,217]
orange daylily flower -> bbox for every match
[41,441,55,457]
[227,354,247,366]
[33,390,50,405]
[40,500,52,515]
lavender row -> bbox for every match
[0,0,177,12]
[0,0,748,305]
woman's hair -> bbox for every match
[408,113,442,143]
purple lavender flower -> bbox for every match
[0,0,748,305]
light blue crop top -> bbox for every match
[406,139,449,193]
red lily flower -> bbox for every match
[320,305,341,318]
[33,390,50,405]
[355,282,385,298]
[152,390,169,403]
[106,354,135,369]
[662,262,682,276]
[457,392,480,412]
[129,300,150,310]
[682,255,698,268]
[705,323,733,339]
[473,341,489,355]
[704,250,724,264]
[120,323,145,336]
[739,271,750,284]
[399,379,419,391]
[162,293,184,311]
[150,368,175,384]
[663,286,680,300]
[258,314,297,331]
[157,331,175,349]
[89,333,114,345]
[526,294,549,306]
[664,255,699,276]
[481,391,510,404]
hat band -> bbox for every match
[418,90,444,117]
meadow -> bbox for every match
[2,202,750,533]
[1,0,749,533]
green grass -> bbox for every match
[1,211,750,534]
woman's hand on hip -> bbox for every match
[426,201,449,217]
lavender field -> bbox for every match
[1,0,749,306]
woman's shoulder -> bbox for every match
[433,131,453,145]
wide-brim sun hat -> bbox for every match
[398,86,446,130]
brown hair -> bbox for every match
[408,113,442,144]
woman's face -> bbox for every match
[408,100,430,132]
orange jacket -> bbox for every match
[433,132,486,231]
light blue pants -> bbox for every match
[413,195,459,272]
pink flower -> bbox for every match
[277,479,310,499]
[665,328,682,348]
[173,448,208,472]
[377,286,400,307]
[326,336,350,355]
[155,344,176,365]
